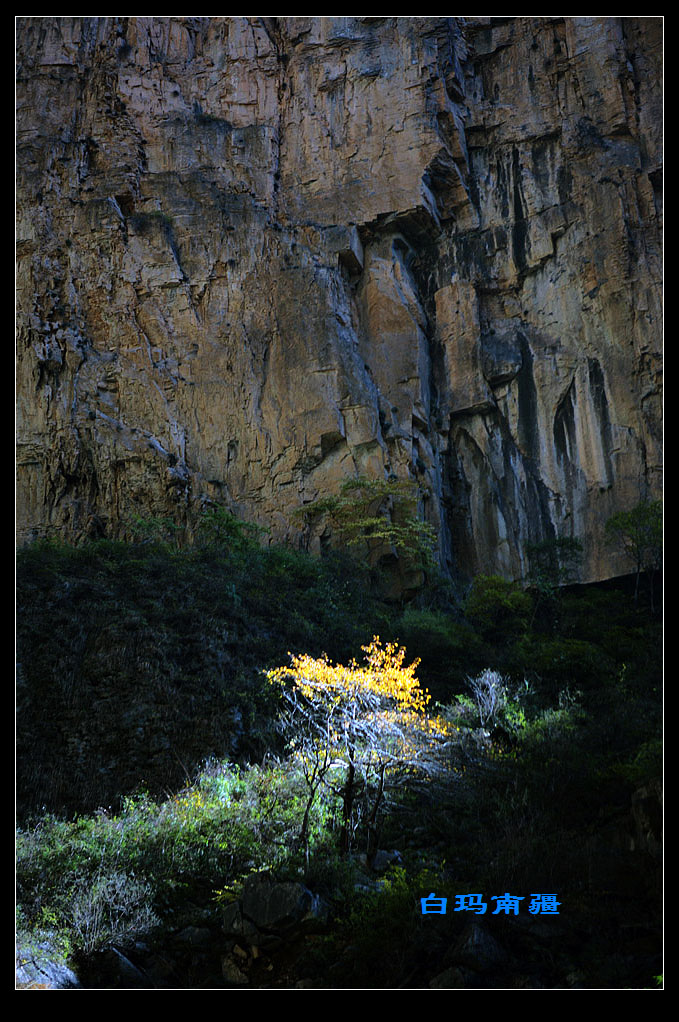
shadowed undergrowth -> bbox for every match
[16,527,662,987]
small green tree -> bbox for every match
[128,514,182,550]
[524,536,583,632]
[195,505,266,553]
[295,476,436,581]
[525,536,583,596]
[605,499,662,607]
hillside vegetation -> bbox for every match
[16,515,662,989]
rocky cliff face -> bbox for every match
[16,16,662,584]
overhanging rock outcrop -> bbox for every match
[16,16,662,584]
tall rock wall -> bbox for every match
[16,16,663,584]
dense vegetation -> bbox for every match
[16,511,662,988]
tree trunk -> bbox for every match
[339,759,356,855]
[366,763,385,867]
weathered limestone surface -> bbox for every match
[16,16,663,584]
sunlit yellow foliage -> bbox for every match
[267,637,454,856]
[267,636,451,756]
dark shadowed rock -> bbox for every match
[223,874,330,948]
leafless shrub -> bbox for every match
[467,668,507,728]
[66,871,158,955]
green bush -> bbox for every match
[463,575,532,648]
[394,608,482,698]
[607,737,662,786]
[195,505,266,554]
[16,759,333,958]
[323,866,427,986]
[510,635,614,696]
[128,514,183,549]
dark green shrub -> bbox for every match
[394,608,482,698]
[463,575,532,648]
[525,536,584,593]
[195,505,266,553]
[510,635,614,697]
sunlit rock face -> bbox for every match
[16,16,662,584]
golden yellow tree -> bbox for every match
[267,638,452,863]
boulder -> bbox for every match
[223,874,330,945]
[452,922,508,971]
